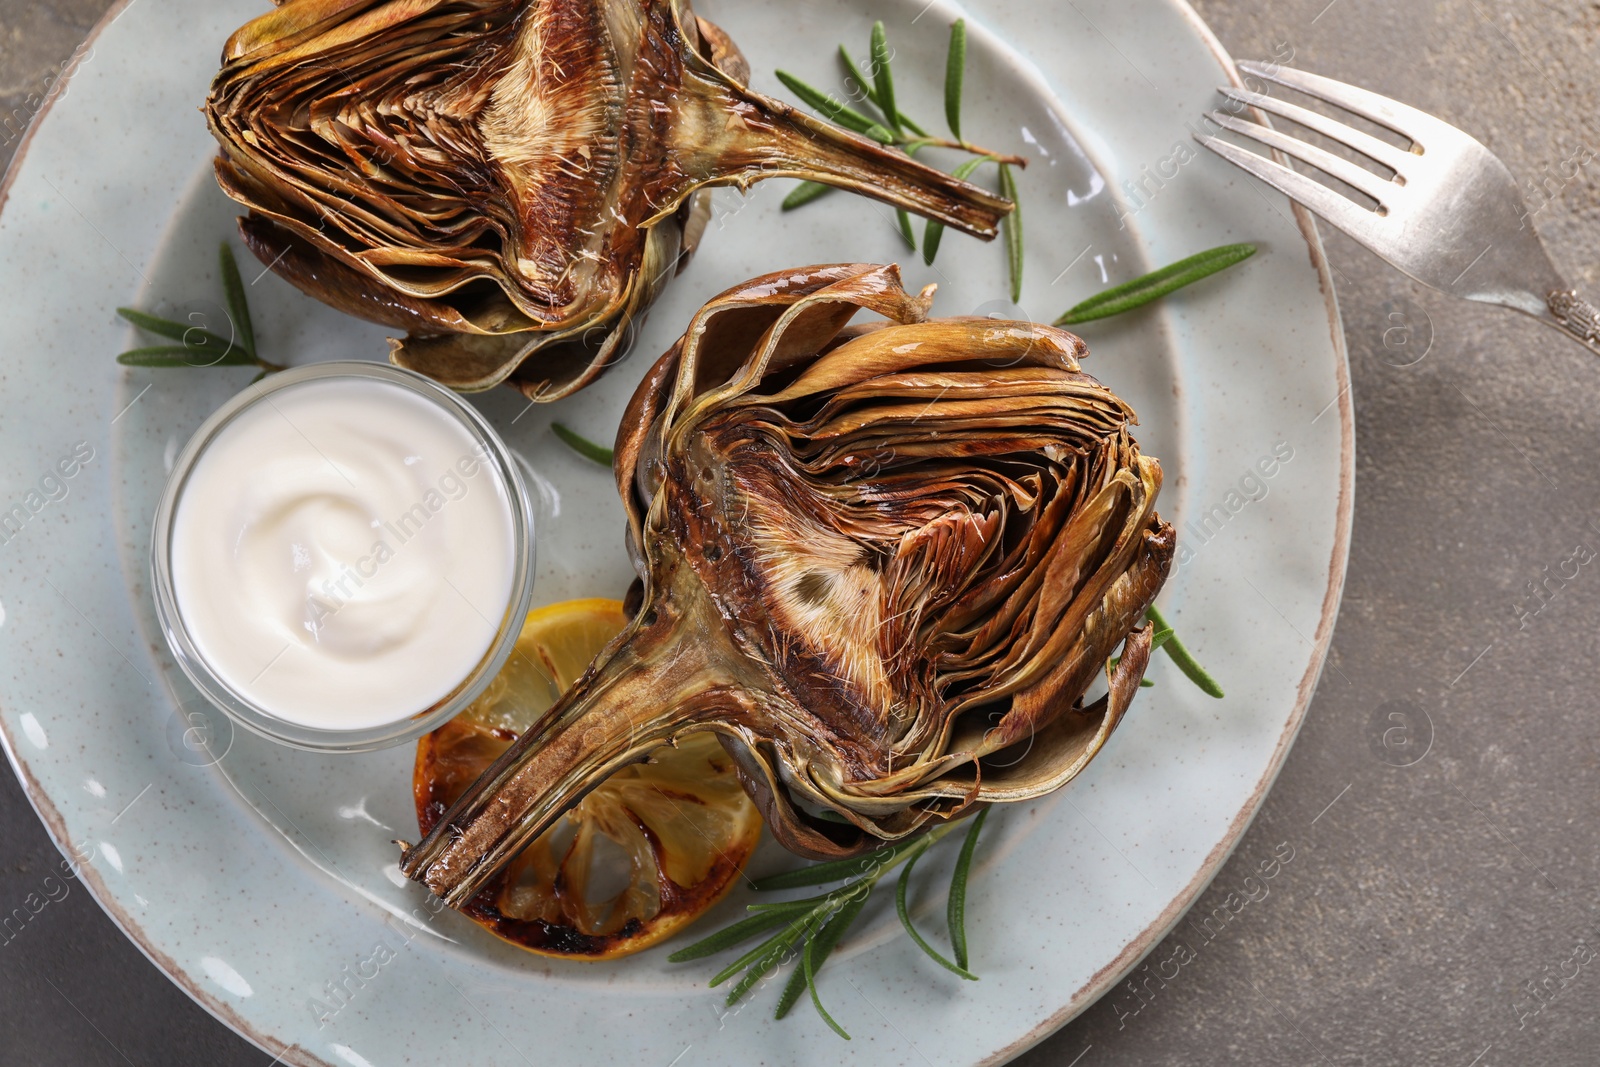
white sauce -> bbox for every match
[170,377,516,730]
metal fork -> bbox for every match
[1197,61,1600,356]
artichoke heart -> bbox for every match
[205,0,1014,401]
[401,263,1176,907]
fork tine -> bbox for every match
[1205,111,1399,209]
[1216,86,1413,174]
[1197,134,1389,249]
[1235,61,1456,147]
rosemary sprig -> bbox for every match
[115,242,283,381]
[114,315,253,365]
[822,26,1018,163]
[776,20,1023,292]
[671,810,988,1038]
[774,69,1018,163]
[775,888,868,1024]
[1055,243,1257,325]
[1109,605,1223,696]
[550,423,614,467]
[1145,604,1224,697]
[774,71,894,143]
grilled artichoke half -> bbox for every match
[205,0,1014,401]
[401,263,1175,907]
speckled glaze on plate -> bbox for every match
[0,1,1350,1064]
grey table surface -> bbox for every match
[3,1,1598,1064]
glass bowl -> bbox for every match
[150,361,536,752]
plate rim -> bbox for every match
[0,1,1355,1063]
[983,2,1354,1060]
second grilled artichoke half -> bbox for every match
[401,263,1175,907]
[205,0,1013,401]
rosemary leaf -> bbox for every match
[998,162,1023,303]
[1146,604,1224,698]
[775,70,895,143]
[947,807,988,971]
[551,423,614,467]
[944,19,966,139]
[783,181,835,211]
[709,915,804,988]
[668,908,796,962]
[838,46,926,135]
[746,894,835,913]
[680,819,982,1038]
[217,242,256,358]
[803,916,852,1039]
[869,22,898,137]
[809,890,871,968]
[922,154,995,265]
[920,219,944,266]
[117,345,254,368]
[723,916,816,1004]
[896,207,917,251]
[116,307,242,358]
[1055,243,1256,325]
[753,838,918,890]
[779,889,869,1024]
[248,368,269,386]
[774,949,813,1020]
[895,847,978,980]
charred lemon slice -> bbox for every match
[414,598,761,959]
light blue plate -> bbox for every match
[0,1,1350,1064]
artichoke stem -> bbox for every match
[399,585,734,907]
[675,69,1014,240]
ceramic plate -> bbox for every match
[0,0,1350,1063]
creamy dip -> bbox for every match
[169,376,516,731]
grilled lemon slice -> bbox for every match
[414,598,760,959]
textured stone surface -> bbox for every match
[1030,3,1600,1065]
[3,0,1598,1064]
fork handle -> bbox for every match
[1545,290,1600,354]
